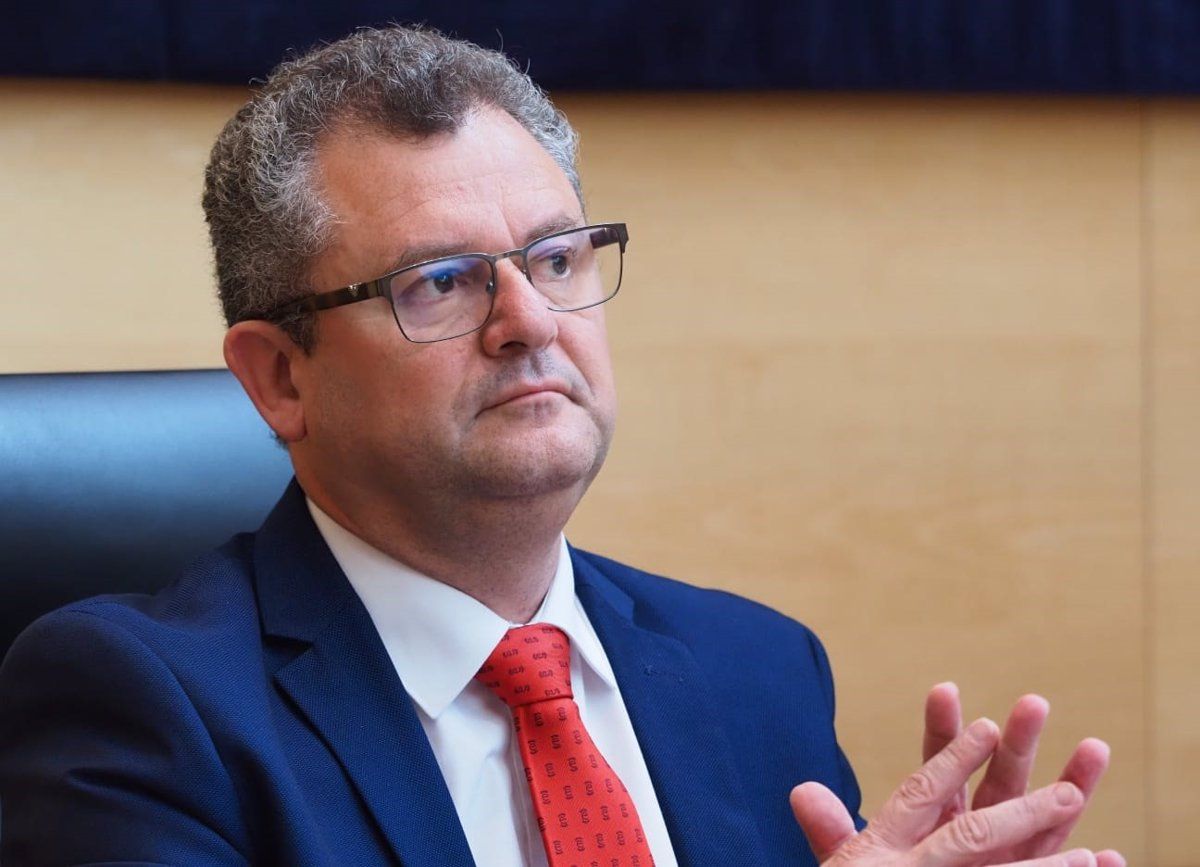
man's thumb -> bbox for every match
[790,781,858,863]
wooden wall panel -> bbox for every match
[1146,101,1200,867]
[0,81,236,372]
[0,83,1168,861]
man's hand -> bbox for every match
[922,683,1114,862]
[790,713,1125,866]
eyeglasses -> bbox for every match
[266,222,629,343]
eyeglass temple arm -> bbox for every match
[590,223,628,251]
[270,281,388,317]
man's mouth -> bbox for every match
[482,381,571,411]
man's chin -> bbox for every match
[459,462,589,501]
[460,431,608,500]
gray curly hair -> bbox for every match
[202,25,581,350]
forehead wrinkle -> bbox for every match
[379,211,583,277]
[370,175,580,275]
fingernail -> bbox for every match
[1082,737,1112,760]
[1026,693,1050,713]
[1063,849,1096,867]
[966,717,996,742]
[1055,782,1083,806]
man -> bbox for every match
[0,26,1121,866]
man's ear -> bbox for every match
[224,321,309,443]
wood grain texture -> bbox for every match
[0,83,1163,861]
[0,80,239,372]
[1145,101,1200,867]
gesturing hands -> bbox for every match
[790,685,1124,867]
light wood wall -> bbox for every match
[3,80,1196,864]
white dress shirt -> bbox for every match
[307,500,679,867]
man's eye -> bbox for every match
[532,247,574,280]
[429,271,459,294]
[395,267,472,306]
[416,267,471,296]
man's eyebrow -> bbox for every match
[382,243,472,275]
[380,215,585,275]
[519,215,585,246]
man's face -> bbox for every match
[291,108,617,513]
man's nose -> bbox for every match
[479,259,558,355]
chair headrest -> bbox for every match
[0,369,294,660]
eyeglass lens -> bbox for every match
[387,225,624,342]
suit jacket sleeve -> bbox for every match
[804,625,867,831]
[0,604,249,864]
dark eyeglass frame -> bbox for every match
[264,222,629,344]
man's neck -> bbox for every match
[301,480,576,623]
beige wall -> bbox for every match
[3,80,1195,864]
[1146,103,1200,867]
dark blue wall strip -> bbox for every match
[7,1,1200,93]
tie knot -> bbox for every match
[476,623,573,708]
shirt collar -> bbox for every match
[306,499,616,719]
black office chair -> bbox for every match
[0,369,294,661]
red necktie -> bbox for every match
[476,623,656,867]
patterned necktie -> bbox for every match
[476,623,656,867]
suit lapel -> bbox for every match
[572,550,769,867]
[255,483,475,866]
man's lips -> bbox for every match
[482,381,571,411]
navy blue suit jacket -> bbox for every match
[0,482,863,865]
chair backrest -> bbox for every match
[0,369,294,661]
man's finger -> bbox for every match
[972,694,1050,809]
[923,681,963,761]
[1001,849,1122,867]
[1024,738,1112,857]
[923,681,967,828]
[918,782,1086,864]
[998,848,1097,867]
[790,781,857,863]
[870,716,999,846]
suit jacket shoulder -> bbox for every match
[0,542,261,863]
[573,547,844,711]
